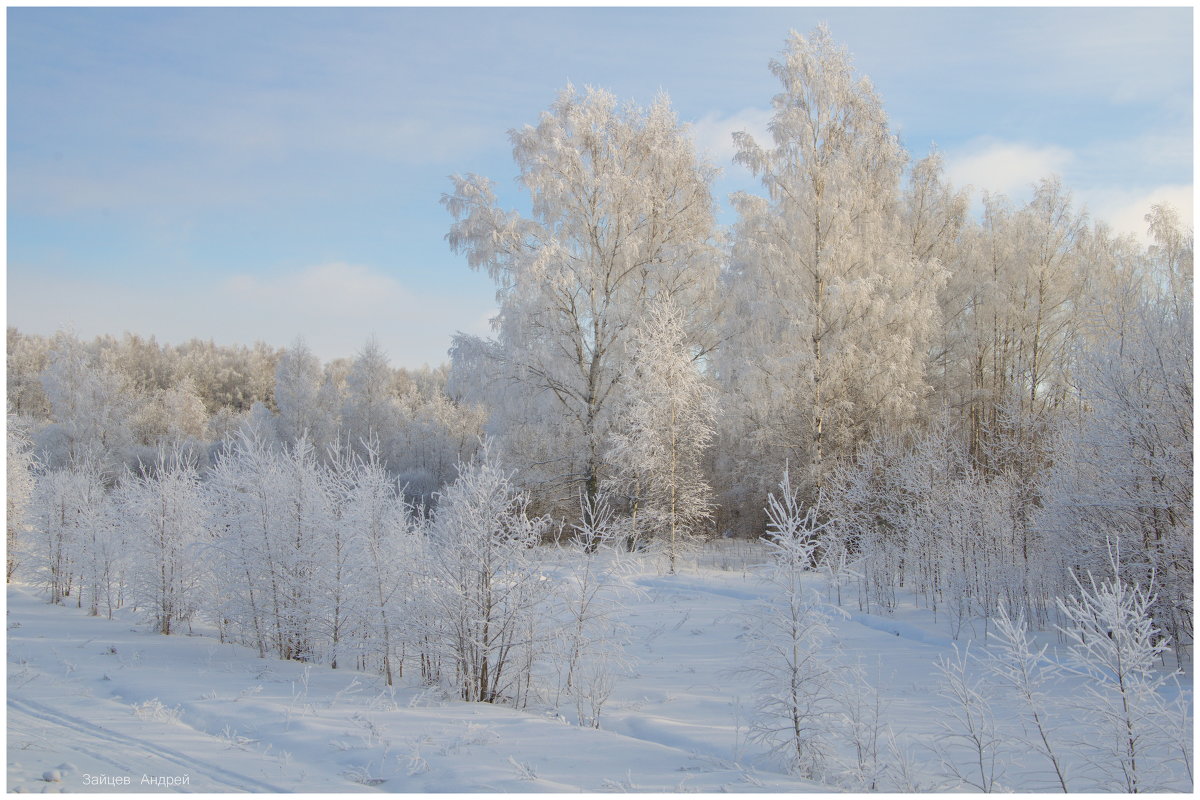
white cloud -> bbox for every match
[941,136,1193,244]
[943,138,1075,201]
[1081,184,1195,244]
[689,107,773,167]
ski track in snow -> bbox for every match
[8,696,284,792]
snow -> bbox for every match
[6,557,819,793]
[6,542,1192,792]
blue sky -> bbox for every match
[7,7,1194,367]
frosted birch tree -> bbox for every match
[7,326,51,418]
[37,332,134,475]
[905,151,970,416]
[342,338,401,465]
[717,26,944,523]
[7,417,36,581]
[328,446,419,682]
[205,432,279,657]
[554,490,634,728]
[1058,574,1192,792]
[1038,205,1192,654]
[129,378,207,450]
[117,447,207,635]
[948,180,1087,475]
[29,459,117,611]
[393,373,486,505]
[443,85,721,521]
[934,645,1005,792]
[1145,202,1193,322]
[206,432,331,662]
[742,467,842,779]
[421,445,552,705]
[984,602,1071,792]
[274,339,324,448]
[605,296,716,572]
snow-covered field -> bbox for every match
[6,541,1192,793]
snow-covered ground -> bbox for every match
[6,542,1192,793]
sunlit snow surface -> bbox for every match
[7,542,1191,792]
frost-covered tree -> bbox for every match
[553,490,634,728]
[28,459,119,611]
[1144,202,1192,331]
[129,376,209,476]
[207,432,332,662]
[822,433,903,614]
[342,338,400,465]
[158,377,209,444]
[826,408,1062,638]
[107,332,180,397]
[36,332,134,475]
[744,582,840,780]
[605,297,716,572]
[949,180,1088,476]
[314,368,345,451]
[7,417,36,581]
[77,488,125,619]
[1008,180,1087,425]
[828,660,896,791]
[29,466,81,604]
[444,85,721,520]
[239,400,282,451]
[984,602,1071,792]
[319,445,361,673]
[742,468,842,779]
[421,445,552,705]
[392,372,486,506]
[934,645,1005,792]
[269,436,331,663]
[903,149,969,268]
[1039,206,1193,654]
[274,339,324,448]
[1058,574,1192,792]
[326,445,419,682]
[7,327,51,418]
[117,447,207,635]
[717,26,944,524]
[177,338,279,415]
[206,432,279,656]
[905,151,971,415]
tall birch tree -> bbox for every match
[717,26,944,523]
[443,85,721,520]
